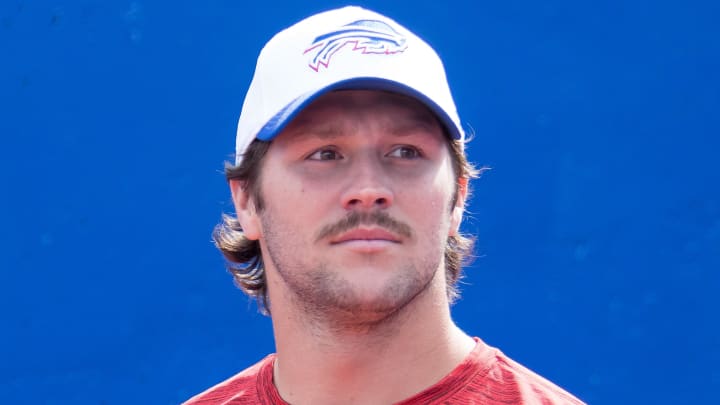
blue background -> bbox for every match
[2,1,719,404]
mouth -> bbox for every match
[330,227,402,245]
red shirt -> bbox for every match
[184,338,585,404]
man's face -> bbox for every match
[233,90,465,326]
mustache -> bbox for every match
[315,211,413,242]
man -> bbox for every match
[185,6,585,405]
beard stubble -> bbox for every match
[260,210,444,332]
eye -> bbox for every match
[387,145,422,159]
[307,148,343,161]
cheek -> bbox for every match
[262,178,326,226]
[422,172,457,212]
[402,185,454,227]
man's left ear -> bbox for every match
[449,177,468,236]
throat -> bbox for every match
[272,325,475,405]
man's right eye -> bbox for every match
[307,148,342,161]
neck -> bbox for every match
[268,271,475,405]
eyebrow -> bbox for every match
[284,120,343,140]
[287,112,441,141]
[286,121,440,144]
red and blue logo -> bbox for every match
[304,19,408,71]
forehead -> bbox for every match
[281,90,444,137]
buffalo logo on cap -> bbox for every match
[304,19,407,72]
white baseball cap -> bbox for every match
[235,6,464,165]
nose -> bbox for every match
[340,161,394,211]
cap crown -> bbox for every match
[235,6,463,165]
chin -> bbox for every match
[323,267,431,318]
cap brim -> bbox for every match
[255,77,463,142]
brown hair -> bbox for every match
[213,135,481,315]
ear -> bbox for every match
[230,179,261,240]
[449,177,468,236]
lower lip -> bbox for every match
[331,240,399,252]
